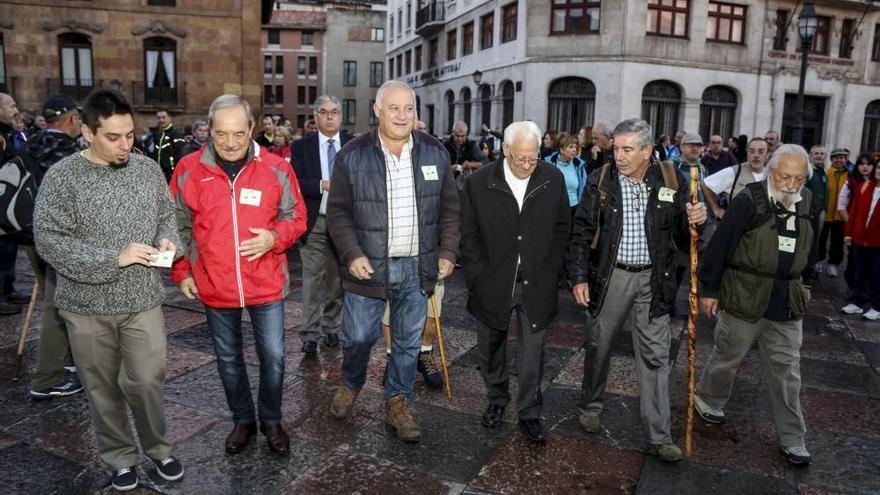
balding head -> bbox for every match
[451,121,469,146]
[0,93,19,126]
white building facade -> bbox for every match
[386,0,880,153]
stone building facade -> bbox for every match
[0,0,265,133]
[387,0,880,153]
[262,1,387,133]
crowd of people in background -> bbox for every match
[3,83,880,492]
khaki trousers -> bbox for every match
[696,310,806,448]
[299,215,343,342]
[24,247,74,390]
[60,305,172,469]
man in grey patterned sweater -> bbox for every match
[33,89,184,492]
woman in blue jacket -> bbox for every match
[547,132,588,221]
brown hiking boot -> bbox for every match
[385,395,421,443]
[645,443,683,463]
[330,386,359,419]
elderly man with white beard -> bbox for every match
[695,144,819,467]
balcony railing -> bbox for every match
[416,1,445,37]
[45,78,103,101]
[131,81,186,109]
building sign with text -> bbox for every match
[406,62,461,84]
[767,50,855,67]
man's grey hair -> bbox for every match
[207,95,254,127]
[809,144,826,154]
[768,143,811,177]
[451,121,468,134]
[593,122,612,140]
[191,120,208,131]
[503,121,542,148]
[375,80,416,107]
[612,118,653,148]
[313,95,342,114]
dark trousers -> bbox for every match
[477,282,546,420]
[850,246,880,308]
[818,220,845,265]
[0,241,17,299]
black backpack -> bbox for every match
[0,152,40,244]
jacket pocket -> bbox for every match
[789,280,808,319]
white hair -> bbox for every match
[768,143,811,178]
[375,80,416,107]
[208,94,254,127]
[503,121,542,148]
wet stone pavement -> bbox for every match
[0,251,878,495]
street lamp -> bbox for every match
[472,70,482,85]
[793,1,817,146]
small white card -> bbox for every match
[778,236,796,253]
[150,250,175,268]
[422,165,439,181]
[658,187,676,203]
[240,188,262,206]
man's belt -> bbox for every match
[615,262,652,273]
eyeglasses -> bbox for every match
[317,110,341,117]
[508,154,540,166]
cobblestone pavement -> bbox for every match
[0,251,878,494]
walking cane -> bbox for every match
[685,164,700,456]
[429,294,452,400]
[12,282,40,382]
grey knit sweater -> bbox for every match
[34,151,179,315]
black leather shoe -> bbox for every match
[260,423,290,455]
[481,404,505,428]
[519,418,547,442]
[224,422,257,453]
[301,340,317,356]
[323,333,339,348]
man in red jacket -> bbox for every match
[170,95,307,456]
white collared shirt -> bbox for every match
[380,134,419,257]
[502,159,530,212]
[318,131,341,215]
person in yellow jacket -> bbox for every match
[816,148,850,277]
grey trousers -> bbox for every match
[60,306,172,469]
[579,268,673,444]
[24,247,74,390]
[299,215,343,342]
[696,311,807,448]
[477,282,546,420]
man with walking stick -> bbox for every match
[568,118,707,462]
[459,121,571,442]
[695,144,817,466]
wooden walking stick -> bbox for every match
[429,293,452,400]
[12,282,40,382]
[685,164,700,456]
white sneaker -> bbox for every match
[815,262,824,274]
[827,265,838,277]
[864,308,880,321]
[842,303,864,315]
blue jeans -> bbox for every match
[205,300,285,424]
[341,257,426,400]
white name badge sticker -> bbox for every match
[778,236,796,253]
[422,165,439,181]
[658,187,676,203]
[240,188,262,207]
